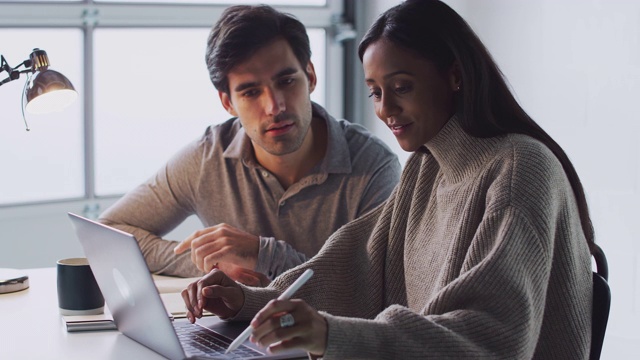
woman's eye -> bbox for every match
[368,90,381,100]
[394,85,412,95]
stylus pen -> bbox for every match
[225,269,314,354]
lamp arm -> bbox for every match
[0,55,33,87]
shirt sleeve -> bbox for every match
[356,146,402,217]
[98,139,205,278]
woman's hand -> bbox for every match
[249,299,328,356]
[181,269,244,322]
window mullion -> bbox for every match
[83,20,96,200]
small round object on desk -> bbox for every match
[0,268,29,294]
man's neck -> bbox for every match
[255,117,327,190]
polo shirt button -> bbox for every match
[280,201,285,206]
[262,171,269,177]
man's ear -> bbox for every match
[306,61,317,94]
[219,90,238,117]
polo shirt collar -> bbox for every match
[222,102,352,174]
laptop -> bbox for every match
[68,212,306,360]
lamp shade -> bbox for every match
[25,69,77,114]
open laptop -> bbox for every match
[68,212,306,360]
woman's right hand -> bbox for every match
[181,269,245,322]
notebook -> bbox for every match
[62,284,207,332]
[68,212,306,360]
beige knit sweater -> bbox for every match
[237,116,593,359]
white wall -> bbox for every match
[0,199,202,269]
[362,0,640,358]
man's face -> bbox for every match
[219,38,316,158]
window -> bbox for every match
[93,27,325,195]
[0,0,340,205]
[96,0,326,5]
[0,29,84,204]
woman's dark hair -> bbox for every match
[206,5,311,95]
[358,0,595,253]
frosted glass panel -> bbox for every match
[95,0,326,5]
[0,29,84,205]
[94,28,325,196]
[308,29,326,107]
[0,0,79,2]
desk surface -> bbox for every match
[1,268,176,360]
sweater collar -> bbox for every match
[424,114,503,183]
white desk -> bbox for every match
[0,268,174,360]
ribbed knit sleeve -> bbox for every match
[235,194,399,321]
[321,207,552,359]
[234,116,591,359]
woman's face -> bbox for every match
[362,39,459,152]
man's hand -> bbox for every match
[174,223,260,274]
[181,269,244,323]
[223,264,272,287]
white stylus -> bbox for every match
[225,269,314,354]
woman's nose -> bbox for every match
[377,93,400,120]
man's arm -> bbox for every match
[99,140,204,278]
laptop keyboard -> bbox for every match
[174,322,264,359]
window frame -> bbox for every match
[0,0,346,210]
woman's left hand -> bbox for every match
[249,298,328,356]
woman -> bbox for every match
[182,1,594,358]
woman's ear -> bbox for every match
[449,61,462,91]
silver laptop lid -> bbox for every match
[68,212,186,360]
[68,212,307,360]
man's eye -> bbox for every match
[279,78,295,86]
[242,89,260,98]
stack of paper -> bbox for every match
[62,275,211,332]
[62,312,117,332]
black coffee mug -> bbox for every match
[57,258,105,315]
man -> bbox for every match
[99,4,400,285]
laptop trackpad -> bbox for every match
[197,317,248,338]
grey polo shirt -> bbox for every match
[99,102,401,278]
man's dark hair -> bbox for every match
[206,5,312,95]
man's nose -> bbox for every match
[264,88,285,116]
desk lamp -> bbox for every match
[0,48,76,293]
[1,48,77,130]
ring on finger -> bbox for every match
[279,313,295,328]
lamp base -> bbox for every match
[0,268,29,294]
